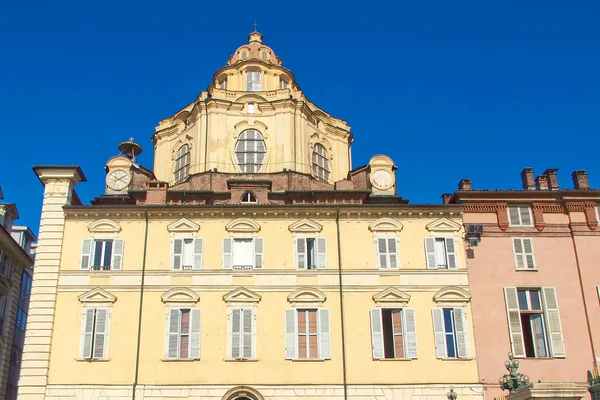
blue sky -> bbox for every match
[1,1,599,235]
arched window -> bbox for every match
[235,130,266,173]
[174,144,191,183]
[312,144,330,182]
[241,192,257,204]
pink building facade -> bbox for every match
[450,169,600,400]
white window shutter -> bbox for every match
[81,308,95,358]
[296,238,306,269]
[222,238,233,269]
[167,309,180,358]
[246,72,253,91]
[316,238,327,269]
[285,308,297,359]
[370,308,384,359]
[172,238,183,270]
[230,308,241,359]
[542,287,565,357]
[253,72,261,91]
[111,239,124,270]
[432,308,447,358]
[80,239,93,270]
[93,309,108,359]
[190,308,201,359]
[242,308,253,358]
[403,308,418,359]
[251,309,256,358]
[504,287,525,357]
[508,206,520,225]
[377,238,387,269]
[520,206,532,225]
[254,238,264,269]
[523,239,535,269]
[453,308,469,358]
[192,239,203,270]
[388,238,398,268]
[446,238,458,269]
[318,308,331,359]
[513,238,525,269]
[424,238,437,269]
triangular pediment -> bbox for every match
[161,287,200,304]
[223,287,262,304]
[226,218,261,233]
[373,287,411,306]
[167,218,200,233]
[369,218,403,232]
[426,218,462,232]
[288,219,323,233]
[79,287,117,305]
[88,219,121,234]
[433,286,471,306]
[288,287,327,306]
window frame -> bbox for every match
[80,307,111,360]
[312,143,330,182]
[285,307,330,360]
[235,129,266,173]
[424,236,459,270]
[228,307,256,360]
[81,238,124,271]
[375,236,400,269]
[173,144,191,184]
[507,205,533,227]
[222,237,264,270]
[516,288,550,358]
[512,237,536,270]
[294,237,327,270]
[165,307,201,360]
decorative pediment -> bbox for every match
[78,287,117,306]
[433,286,472,306]
[426,218,462,232]
[223,287,262,304]
[226,218,261,233]
[88,219,121,234]
[167,218,200,233]
[288,219,323,233]
[369,218,404,232]
[287,287,326,307]
[161,287,200,305]
[373,287,411,307]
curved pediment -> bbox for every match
[161,287,200,305]
[426,218,462,233]
[223,287,262,304]
[369,218,404,232]
[226,218,261,233]
[373,286,411,307]
[288,219,323,233]
[167,218,200,233]
[288,287,327,307]
[79,287,117,305]
[433,286,471,306]
[88,219,121,234]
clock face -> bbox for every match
[371,170,393,190]
[107,170,130,191]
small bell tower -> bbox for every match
[104,138,143,194]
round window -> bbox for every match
[241,51,248,60]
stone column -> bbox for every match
[17,166,85,399]
[507,383,588,400]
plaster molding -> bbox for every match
[287,287,327,307]
[372,286,411,307]
[426,218,462,233]
[167,218,200,233]
[433,286,471,307]
[161,287,200,305]
[78,287,117,306]
[223,287,262,305]
[226,218,261,233]
[288,218,323,233]
[87,219,121,234]
[222,386,265,400]
[368,218,403,233]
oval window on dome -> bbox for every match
[261,52,267,60]
[235,129,266,173]
[241,51,248,60]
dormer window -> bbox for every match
[246,71,261,91]
[241,192,257,204]
[312,144,330,182]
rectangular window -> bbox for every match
[230,308,254,359]
[166,308,201,359]
[504,287,565,358]
[280,79,288,89]
[248,103,255,114]
[370,308,417,359]
[80,239,124,271]
[513,238,535,270]
[285,308,330,360]
[80,308,110,359]
[0,296,7,334]
[432,307,468,358]
[219,79,227,89]
[425,237,458,269]
[172,238,203,270]
[297,309,319,359]
[376,237,399,269]
[508,206,533,226]
[246,71,261,91]
[295,238,327,269]
[222,238,263,270]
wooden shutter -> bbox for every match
[377,238,388,268]
[403,308,418,359]
[246,72,253,91]
[432,308,447,358]
[230,308,241,359]
[295,238,307,269]
[453,308,469,358]
[93,309,108,359]
[446,238,458,269]
[285,309,297,359]
[316,238,327,269]
[542,287,565,357]
[81,308,95,358]
[253,72,261,91]
[523,239,535,269]
[520,206,532,225]
[509,206,520,225]
[424,238,437,269]
[172,239,183,270]
[370,308,384,359]
[190,308,201,359]
[388,238,398,268]
[504,287,525,357]
[222,238,233,269]
[513,238,525,269]
[318,308,331,359]
[254,238,263,269]
[111,239,124,270]
[80,239,93,270]
[242,308,253,358]
[167,309,180,358]
[192,239,203,270]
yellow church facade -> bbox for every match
[19,32,483,400]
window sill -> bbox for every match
[515,268,538,272]
[76,358,110,362]
[438,357,473,361]
[289,358,328,362]
[223,358,259,362]
[161,358,200,362]
[373,358,414,361]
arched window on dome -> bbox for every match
[174,144,191,184]
[241,192,257,204]
[235,130,266,173]
[312,144,330,182]
[246,71,261,91]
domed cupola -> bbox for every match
[227,30,282,66]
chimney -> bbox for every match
[535,175,549,190]
[572,170,590,190]
[521,168,535,190]
[441,193,452,204]
[544,169,559,190]
[458,179,472,191]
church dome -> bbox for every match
[227,31,282,66]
